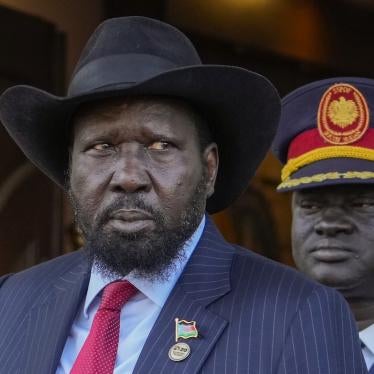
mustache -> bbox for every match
[96,196,160,227]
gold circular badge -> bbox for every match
[168,342,191,362]
[317,83,369,144]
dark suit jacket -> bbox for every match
[0,218,367,373]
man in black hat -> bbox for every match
[0,18,367,373]
[273,77,374,372]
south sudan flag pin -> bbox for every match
[168,318,198,362]
[175,318,198,341]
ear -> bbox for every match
[291,191,301,215]
[203,142,219,198]
[291,192,296,210]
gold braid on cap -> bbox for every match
[278,171,374,190]
[281,146,374,182]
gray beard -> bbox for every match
[69,176,207,282]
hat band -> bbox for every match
[288,128,374,159]
[278,170,374,190]
[281,146,374,181]
[68,53,179,96]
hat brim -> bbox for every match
[0,65,280,213]
[277,158,374,192]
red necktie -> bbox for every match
[71,280,137,374]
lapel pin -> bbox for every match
[168,342,191,362]
[168,318,198,362]
[175,318,198,341]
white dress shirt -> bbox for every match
[360,323,374,370]
[56,215,205,373]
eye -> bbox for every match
[299,200,322,212]
[351,199,374,209]
[85,142,114,154]
[91,143,112,151]
[92,143,111,151]
[147,140,171,151]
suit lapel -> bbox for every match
[22,251,90,374]
[134,218,233,374]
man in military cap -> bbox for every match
[273,77,374,372]
[0,18,367,373]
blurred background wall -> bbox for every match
[0,0,373,274]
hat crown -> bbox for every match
[0,16,281,213]
[273,77,374,163]
[68,16,201,96]
[272,77,374,191]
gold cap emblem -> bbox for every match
[318,83,369,144]
[327,96,358,128]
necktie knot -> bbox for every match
[99,280,137,312]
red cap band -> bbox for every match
[288,128,374,160]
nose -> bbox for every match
[314,207,354,236]
[109,144,151,194]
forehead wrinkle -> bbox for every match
[124,100,200,143]
[72,113,123,142]
[73,99,129,124]
[71,97,203,147]
[134,99,197,125]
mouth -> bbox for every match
[309,246,354,263]
[107,209,154,233]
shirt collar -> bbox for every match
[360,323,374,354]
[83,215,206,317]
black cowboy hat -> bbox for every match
[0,16,280,213]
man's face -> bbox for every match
[291,184,374,296]
[69,97,218,280]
